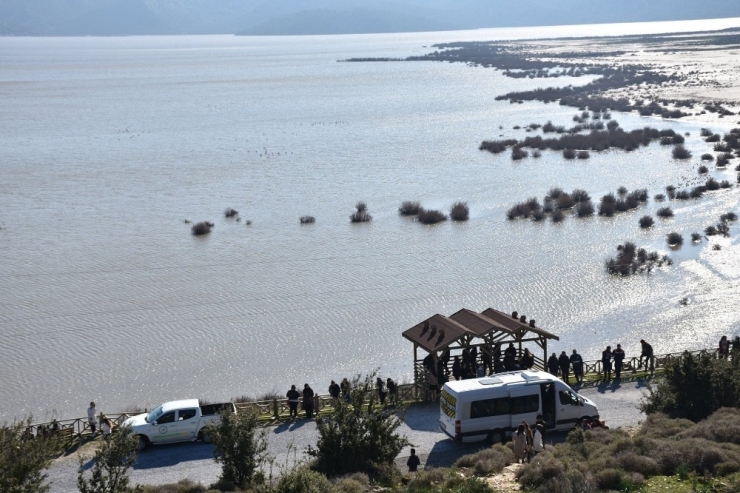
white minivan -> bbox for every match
[439,370,599,443]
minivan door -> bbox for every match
[509,385,540,431]
[554,383,582,429]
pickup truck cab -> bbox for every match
[122,399,236,451]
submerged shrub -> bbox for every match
[576,200,594,217]
[350,202,372,223]
[547,187,565,200]
[701,153,715,161]
[224,208,239,218]
[191,221,214,236]
[577,150,590,159]
[563,148,576,159]
[698,165,709,174]
[398,201,421,216]
[571,189,591,202]
[512,147,529,160]
[551,209,565,223]
[672,144,692,159]
[557,193,575,210]
[417,209,447,225]
[300,216,316,224]
[667,232,683,246]
[654,193,666,201]
[639,215,654,228]
[657,207,674,218]
[449,201,469,221]
[691,232,702,242]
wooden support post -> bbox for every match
[272,399,279,419]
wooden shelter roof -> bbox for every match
[480,307,559,340]
[403,307,559,354]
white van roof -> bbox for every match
[444,370,559,394]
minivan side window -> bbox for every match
[470,397,510,419]
[510,394,539,414]
[559,390,579,406]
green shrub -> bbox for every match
[275,468,334,493]
[0,418,62,493]
[454,444,513,476]
[77,425,142,493]
[307,373,409,477]
[595,468,623,490]
[207,408,268,489]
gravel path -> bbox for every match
[46,378,651,492]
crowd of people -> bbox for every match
[285,376,400,420]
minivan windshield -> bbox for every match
[147,406,164,423]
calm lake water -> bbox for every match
[2,18,740,421]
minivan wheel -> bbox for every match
[487,430,506,445]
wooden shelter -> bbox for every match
[402,308,559,385]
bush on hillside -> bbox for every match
[0,418,62,493]
[206,408,268,489]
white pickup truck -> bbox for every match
[122,399,236,451]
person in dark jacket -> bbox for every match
[547,353,559,376]
[481,348,492,375]
[328,380,340,401]
[602,346,613,381]
[613,344,625,379]
[558,351,571,384]
[520,348,535,370]
[407,448,421,472]
[639,339,654,371]
[302,383,315,418]
[387,377,398,404]
[376,377,388,405]
[570,349,584,384]
[286,385,300,419]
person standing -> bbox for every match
[428,368,439,402]
[639,339,654,371]
[719,335,730,359]
[87,402,98,437]
[558,351,571,384]
[570,349,584,384]
[340,378,351,403]
[533,424,545,455]
[407,448,421,473]
[452,356,461,381]
[100,415,113,440]
[328,380,340,401]
[286,385,300,419]
[547,353,559,376]
[386,377,398,405]
[302,384,315,419]
[376,377,387,405]
[520,349,534,370]
[476,364,485,378]
[613,344,625,379]
[602,346,613,381]
[481,348,493,375]
[512,424,528,464]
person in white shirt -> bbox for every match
[87,402,98,437]
[100,416,112,440]
[533,424,545,454]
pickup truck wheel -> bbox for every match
[199,430,212,444]
[136,435,149,452]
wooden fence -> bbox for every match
[25,347,723,441]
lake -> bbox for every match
[2,17,740,421]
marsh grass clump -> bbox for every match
[639,215,654,228]
[531,209,545,222]
[617,186,628,196]
[666,185,676,199]
[598,193,617,216]
[563,148,576,159]
[654,193,666,201]
[191,221,214,236]
[675,190,690,200]
[556,193,575,210]
[702,153,715,161]
[511,147,529,160]
[417,209,447,225]
[705,178,721,191]
[551,209,565,223]
[691,232,702,242]
[698,165,709,174]
[606,241,670,276]
[672,144,692,159]
[300,216,316,224]
[449,201,469,221]
[571,189,591,202]
[224,208,239,218]
[479,138,518,154]
[398,201,422,216]
[690,186,705,199]
[721,212,738,222]
[350,202,372,223]
[720,179,732,189]
[656,207,674,218]
[576,200,594,217]
[629,188,649,203]
[706,133,721,142]
[507,197,541,220]
[576,150,590,159]
[667,232,683,246]
[547,187,564,200]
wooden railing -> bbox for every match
[25,347,725,437]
